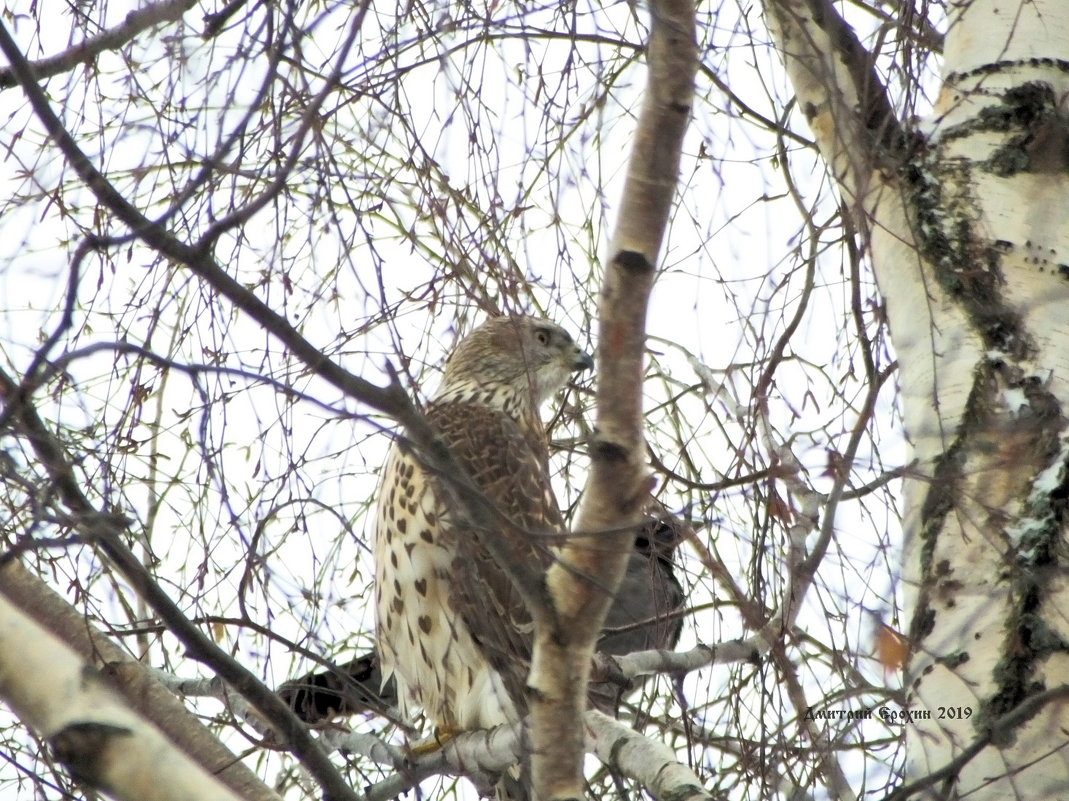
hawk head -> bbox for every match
[434,316,593,413]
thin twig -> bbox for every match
[0,0,198,90]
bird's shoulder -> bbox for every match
[425,399,560,531]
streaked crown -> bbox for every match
[433,316,593,416]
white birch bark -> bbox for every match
[0,560,283,801]
[0,591,246,801]
[527,0,698,797]
[764,0,1069,796]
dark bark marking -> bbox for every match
[613,250,654,275]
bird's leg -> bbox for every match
[407,725,460,756]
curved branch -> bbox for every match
[320,708,712,801]
[0,0,197,90]
[152,668,405,768]
[42,340,354,418]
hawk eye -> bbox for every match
[534,328,552,346]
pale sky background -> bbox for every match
[0,0,928,796]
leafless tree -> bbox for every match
[2,0,1057,799]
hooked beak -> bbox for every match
[573,349,594,372]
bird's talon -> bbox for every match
[408,726,459,756]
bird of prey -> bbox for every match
[280,516,684,722]
[375,315,595,734]
[281,317,685,750]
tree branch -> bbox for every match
[587,711,710,801]
[1,20,661,798]
[881,685,1069,801]
[0,592,251,801]
[0,560,282,801]
[153,668,404,768]
[0,366,361,801]
[0,0,198,90]
[762,0,907,197]
[592,639,759,685]
[528,0,698,797]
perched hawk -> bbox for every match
[374,316,593,733]
[281,515,684,722]
[278,317,683,729]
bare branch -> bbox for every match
[0,593,251,801]
[881,685,1069,801]
[0,561,282,801]
[528,0,698,797]
[0,366,361,801]
[587,711,711,801]
[593,639,759,684]
[0,0,197,90]
[762,0,907,194]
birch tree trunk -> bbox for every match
[528,0,697,797]
[0,590,248,801]
[765,0,1069,795]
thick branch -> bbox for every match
[314,708,709,801]
[0,0,197,90]
[0,561,282,801]
[528,0,698,798]
[762,0,906,196]
[587,711,710,801]
[0,592,248,801]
